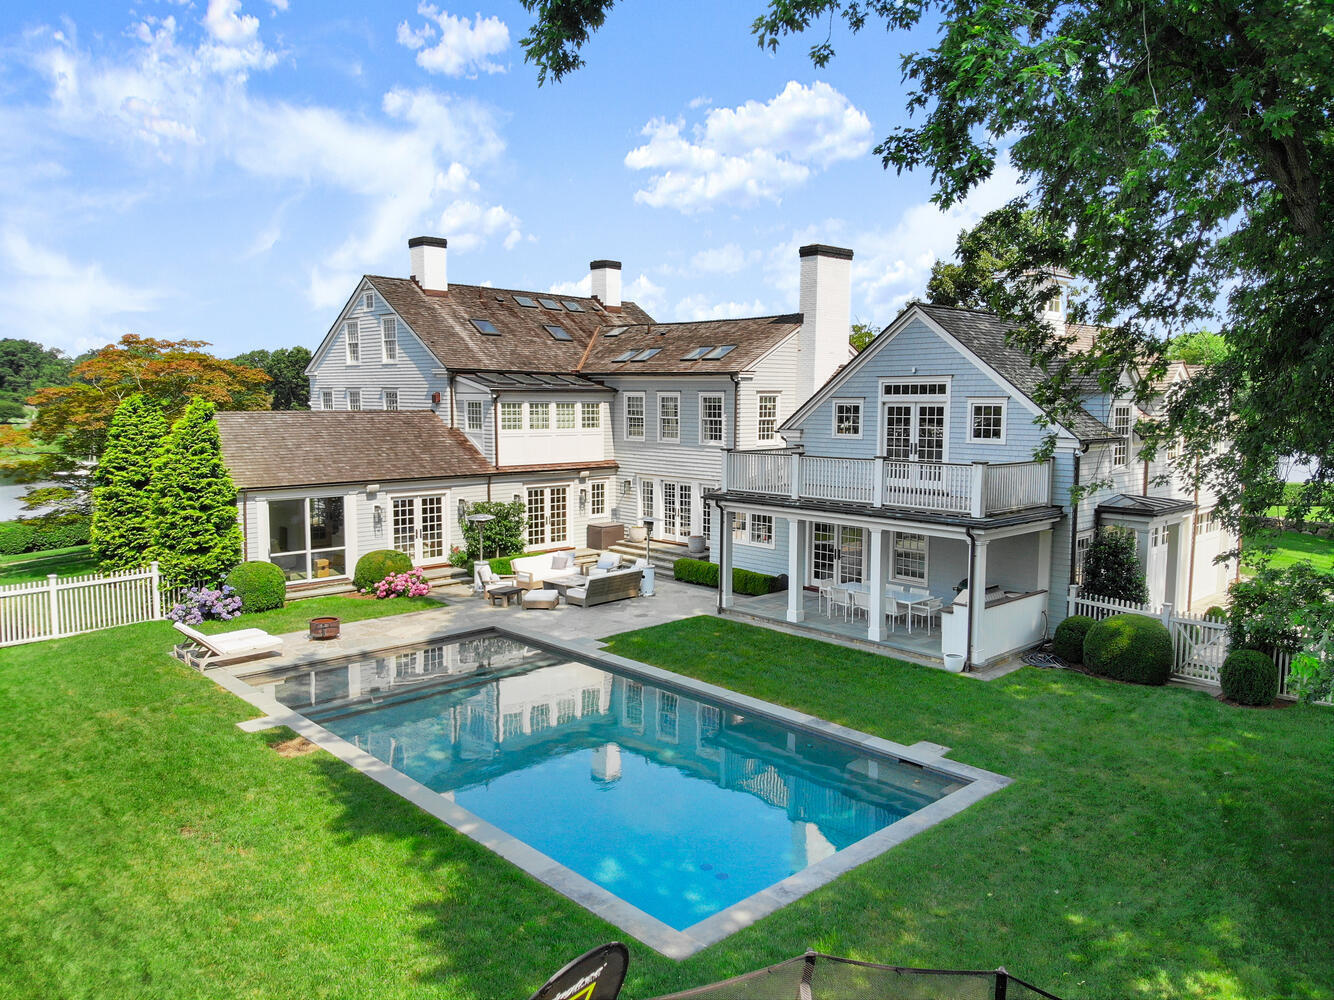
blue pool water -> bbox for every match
[268,632,961,931]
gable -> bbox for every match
[305,277,441,376]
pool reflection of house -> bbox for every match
[253,641,954,856]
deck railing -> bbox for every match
[723,451,1051,517]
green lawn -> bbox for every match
[1248,529,1334,572]
[2,612,1330,1000]
[0,545,98,584]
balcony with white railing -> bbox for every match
[722,451,1051,517]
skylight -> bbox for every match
[681,346,711,360]
[703,345,736,360]
[470,318,500,335]
[612,350,637,363]
[562,300,585,312]
[544,325,573,341]
[631,348,661,362]
[538,297,561,310]
[514,295,538,308]
[602,327,622,337]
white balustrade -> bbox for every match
[983,461,1052,513]
[800,457,876,504]
[726,451,792,496]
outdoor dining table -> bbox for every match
[839,582,936,633]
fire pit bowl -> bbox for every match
[309,616,341,640]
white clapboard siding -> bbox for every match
[0,562,177,647]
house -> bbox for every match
[214,238,853,587]
[710,276,1238,668]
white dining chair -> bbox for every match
[911,596,944,634]
[849,588,870,623]
[829,585,851,620]
[818,581,836,616]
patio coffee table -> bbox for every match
[545,574,588,601]
[487,584,522,607]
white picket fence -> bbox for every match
[0,562,181,648]
[1066,588,1312,702]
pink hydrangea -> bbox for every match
[372,568,432,599]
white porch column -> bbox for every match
[786,517,806,623]
[719,508,735,610]
[1037,528,1052,593]
[969,538,989,667]
[867,529,886,643]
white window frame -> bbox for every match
[757,393,779,443]
[465,399,484,431]
[699,393,725,446]
[381,316,398,363]
[889,531,928,584]
[1112,403,1132,468]
[347,389,362,411]
[832,398,863,438]
[344,321,360,364]
[383,389,399,411]
[581,401,601,430]
[363,291,375,311]
[624,392,645,441]
[590,480,606,516]
[743,512,775,548]
[529,401,551,430]
[658,392,681,443]
[320,390,333,411]
[1074,529,1094,584]
[556,401,576,430]
[500,401,524,431]
[968,397,1008,444]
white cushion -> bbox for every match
[596,554,619,569]
[551,552,574,570]
[566,587,587,599]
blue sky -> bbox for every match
[0,1,1025,359]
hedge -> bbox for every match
[1082,613,1174,685]
[674,557,779,597]
[1052,615,1096,663]
[224,561,287,613]
[353,549,414,591]
[1220,649,1279,706]
[0,516,92,556]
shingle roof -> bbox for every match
[460,371,613,393]
[579,314,803,374]
[364,276,655,374]
[215,411,493,489]
[1096,493,1195,517]
[914,303,1115,442]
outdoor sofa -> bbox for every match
[564,567,642,607]
[512,549,579,590]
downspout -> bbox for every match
[447,373,455,427]
[1069,449,1085,588]
[1186,457,1200,609]
[730,373,741,450]
[964,526,976,670]
[491,392,500,466]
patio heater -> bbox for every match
[641,517,656,597]
[467,513,496,591]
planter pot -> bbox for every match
[943,653,965,673]
[628,525,647,543]
[309,616,341,640]
[687,535,707,555]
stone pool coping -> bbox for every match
[206,620,1013,959]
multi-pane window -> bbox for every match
[581,402,601,429]
[640,479,654,520]
[363,291,374,310]
[348,390,361,411]
[381,317,398,361]
[501,402,523,431]
[502,712,523,741]
[1194,509,1217,536]
[591,481,606,515]
[320,390,333,410]
[1112,403,1132,466]
[701,494,712,541]
[969,400,1005,441]
[466,400,483,431]
[892,532,927,582]
[557,698,576,726]
[581,687,601,716]
[731,511,748,541]
[529,402,550,429]
[757,394,778,442]
[1074,531,1093,584]
[625,393,645,439]
[658,691,678,741]
[556,402,576,429]
[658,393,680,442]
[700,394,724,444]
[834,400,862,437]
[883,381,947,397]
[625,680,644,727]
[384,390,398,411]
[748,513,774,546]
[530,704,551,732]
[345,321,360,362]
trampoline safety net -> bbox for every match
[643,953,1065,1000]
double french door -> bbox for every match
[884,401,946,485]
[660,481,695,541]
[811,522,865,585]
[526,486,569,547]
[391,494,447,563]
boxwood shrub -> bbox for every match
[1220,648,1279,706]
[224,561,287,613]
[353,548,413,591]
[1052,614,1096,663]
[674,557,778,597]
[0,516,92,555]
[1082,613,1174,685]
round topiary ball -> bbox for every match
[1082,613,1174,685]
[1220,648,1278,706]
[224,561,287,613]
[1204,605,1226,621]
[354,548,413,591]
[1052,614,1096,663]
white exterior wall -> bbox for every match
[493,394,611,468]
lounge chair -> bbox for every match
[474,564,517,596]
[172,621,283,670]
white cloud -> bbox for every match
[688,243,753,275]
[397,4,509,77]
[199,1,280,76]
[436,200,523,252]
[547,275,591,297]
[626,81,872,212]
[547,273,665,312]
[671,294,769,322]
[0,229,161,353]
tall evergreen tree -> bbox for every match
[150,398,242,586]
[89,394,168,572]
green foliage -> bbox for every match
[149,399,242,587]
[1166,331,1229,366]
[458,499,526,560]
[1081,528,1149,604]
[0,338,71,400]
[0,515,91,555]
[1083,613,1174,686]
[1220,649,1279,706]
[353,549,413,592]
[1226,562,1334,653]
[90,395,168,572]
[231,347,314,410]
[849,321,878,353]
[925,210,1057,310]
[1052,614,1095,663]
[0,399,27,422]
[224,561,287,613]
[674,557,778,596]
[1204,606,1227,621]
[1288,628,1333,705]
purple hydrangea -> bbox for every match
[169,584,244,624]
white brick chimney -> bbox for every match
[590,259,621,310]
[409,236,448,293]
[797,244,853,400]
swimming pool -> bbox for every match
[229,625,1009,957]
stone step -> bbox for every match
[606,539,704,573]
[287,563,468,601]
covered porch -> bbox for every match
[714,495,1062,670]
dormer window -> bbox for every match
[1112,403,1132,467]
[1047,292,1062,313]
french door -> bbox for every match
[391,494,448,563]
[660,481,694,541]
[810,522,864,585]
[884,402,947,485]
[526,486,569,547]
